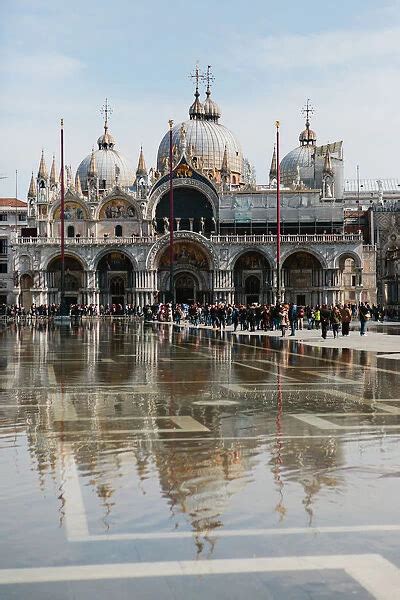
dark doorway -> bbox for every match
[112,296,124,307]
[175,274,195,304]
[297,294,306,306]
[65,296,78,308]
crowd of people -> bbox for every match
[0,301,387,338]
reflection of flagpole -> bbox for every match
[274,363,285,521]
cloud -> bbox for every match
[0,53,84,80]
[224,27,400,71]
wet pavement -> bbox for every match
[1,320,400,599]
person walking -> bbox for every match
[314,306,321,330]
[340,304,352,336]
[331,306,341,338]
[288,303,297,336]
[320,304,332,339]
[297,305,305,330]
[359,302,371,336]
[279,305,289,337]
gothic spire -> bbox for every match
[75,172,82,196]
[269,144,277,182]
[50,155,57,185]
[28,172,36,198]
[38,150,48,179]
[88,148,97,177]
[136,146,147,177]
[221,145,230,175]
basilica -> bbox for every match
[10,74,379,309]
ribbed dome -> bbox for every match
[157,118,243,175]
[299,127,317,145]
[97,129,115,149]
[280,145,316,188]
[203,92,221,122]
[189,94,205,120]
[77,148,134,193]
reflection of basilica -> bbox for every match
[0,321,365,549]
[10,68,376,307]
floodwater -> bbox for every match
[1,320,400,599]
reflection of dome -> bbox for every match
[77,124,134,193]
[280,145,315,188]
[157,120,242,176]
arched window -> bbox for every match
[115,225,122,237]
[67,225,75,238]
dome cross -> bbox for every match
[100,98,113,132]
[205,65,215,97]
[301,99,314,129]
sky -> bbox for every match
[1,0,400,197]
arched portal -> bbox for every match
[338,254,360,305]
[96,251,134,307]
[47,256,85,307]
[155,188,214,234]
[233,251,272,305]
[20,274,33,308]
[157,240,211,303]
[282,251,323,306]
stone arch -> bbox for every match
[281,250,325,305]
[146,178,219,220]
[232,249,273,304]
[95,249,136,306]
[146,232,217,271]
[334,251,362,270]
[46,254,85,294]
[95,190,142,221]
[94,247,138,272]
[229,247,274,270]
[281,247,328,270]
[50,197,90,221]
[44,250,88,271]
[335,252,362,304]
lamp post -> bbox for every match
[168,119,174,305]
[275,120,281,303]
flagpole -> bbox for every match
[60,118,66,315]
[276,120,281,304]
[168,119,174,305]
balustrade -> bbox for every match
[16,232,363,247]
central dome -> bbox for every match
[157,119,243,176]
[157,84,243,181]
